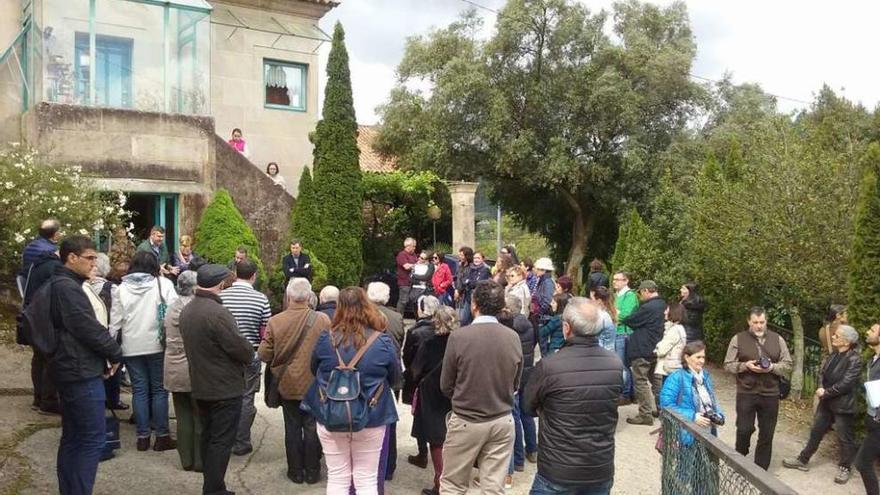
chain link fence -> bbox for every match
[659,409,797,495]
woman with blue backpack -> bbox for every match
[303,287,401,495]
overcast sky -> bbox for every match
[317,0,880,125]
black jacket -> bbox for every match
[682,296,707,342]
[282,253,313,282]
[819,348,862,415]
[49,266,123,383]
[499,312,536,368]
[411,332,451,445]
[624,296,666,361]
[179,290,254,401]
[524,336,623,486]
[588,271,610,291]
[402,318,434,404]
[23,251,62,307]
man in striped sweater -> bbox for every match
[220,259,271,456]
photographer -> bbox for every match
[723,307,792,470]
[660,341,725,440]
[783,325,861,485]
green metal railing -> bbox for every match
[659,409,798,495]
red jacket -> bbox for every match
[431,262,453,294]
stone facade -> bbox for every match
[209,0,330,194]
[215,134,294,266]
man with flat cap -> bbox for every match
[180,264,254,495]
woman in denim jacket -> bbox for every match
[303,287,401,495]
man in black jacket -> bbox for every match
[623,280,666,426]
[524,297,623,494]
[180,264,254,495]
[282,240,313,286]
[51,236,123,495]
[856,323,880,494]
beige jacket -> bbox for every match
[258,302,331,400]
[163,295,195,392]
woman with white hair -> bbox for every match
[783,325,862,484]
[84,253,129,410]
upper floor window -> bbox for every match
[264,60,307,112]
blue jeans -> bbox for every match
[530,472,613,495]
[57,377,106,495]
[126,353,170,437]
[458,296,473,326]
[615,334,633,399]
[512,388,537,468]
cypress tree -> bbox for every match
[193,189,265,281]
[848,143,880,329]
[290,166,318,246]
[610,208,659,285]
[310,22,363,287]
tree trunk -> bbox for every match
[789,305,805,400]
[558,188,593,288]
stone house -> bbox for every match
[0,0,338,265]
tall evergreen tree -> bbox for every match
[848,143,880,329]
[610,208,659,286]
[310,22,363,287]
[290,166,318,246]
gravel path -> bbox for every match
[1,341,869,494]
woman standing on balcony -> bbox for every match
[228,128,250,158]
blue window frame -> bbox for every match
[264,59,307,112]
[75,32,133,108]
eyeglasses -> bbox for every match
[79,255,98,261]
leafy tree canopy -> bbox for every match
[376,0,704,281]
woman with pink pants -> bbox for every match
[304,287,401,495]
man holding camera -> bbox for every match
[724,307,792,470]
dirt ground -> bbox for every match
[0,341,870,494]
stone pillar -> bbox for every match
[447,181,479,251]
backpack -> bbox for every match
[22,278,60,356]
[317,331,385,433]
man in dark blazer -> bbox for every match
[282,240,313,286]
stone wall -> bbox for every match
[214,134,294,268]
[23,103,215,185]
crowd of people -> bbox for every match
[14,222,880,495]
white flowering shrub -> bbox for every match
[0,145,130,276]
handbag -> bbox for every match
[264,310,317,408]
[655,372,686,454]
[156,277,168,348]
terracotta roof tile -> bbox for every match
[357,125,396,173]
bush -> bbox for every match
[193,189,266,282]
[0,145,130,277]
[267,248,328,310]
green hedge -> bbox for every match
[193,189,266,282]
